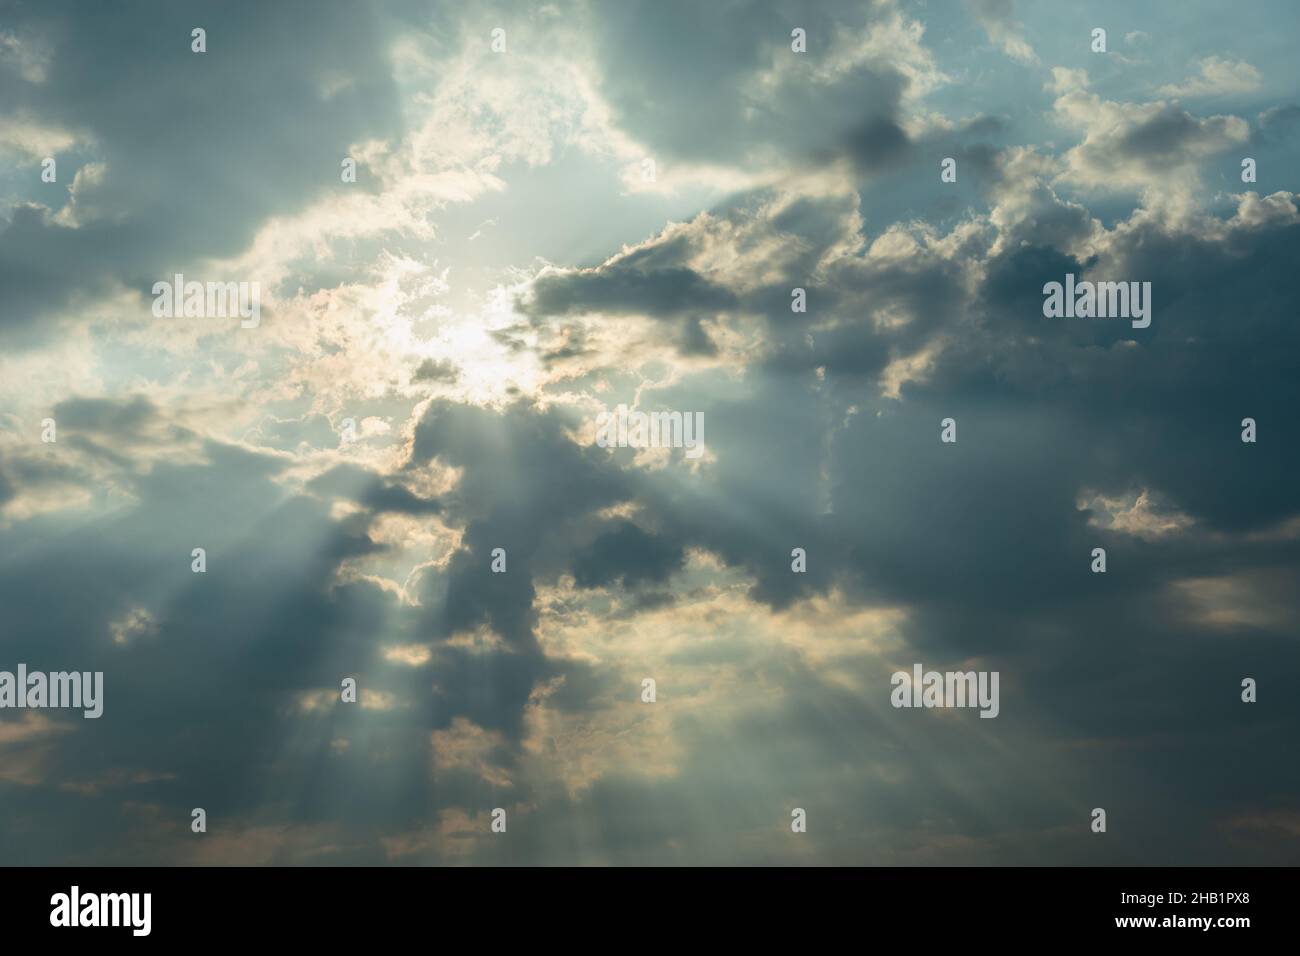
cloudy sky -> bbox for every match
[1,0,1298,865]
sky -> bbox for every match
[1,0,1298,865]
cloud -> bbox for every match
[1158,56,1263,98]
[2,0,1298,866]
[0,114,85,161]
[1253,103,1300,145]
[0,0,405,342]
[586,0,946,177]
[966,0,1039,65]
[1049,70,1249,210]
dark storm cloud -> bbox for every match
[794,208,1300,851]
[964,207,1300,534]
[400,400,651,745]
[405,401,622,620]
[773,192,1300,657]
[748,196,1300,863]
[572,520,685,589]
[0,392,647,859]
[488,147,1300,862]
[0,394,624,859]
[494,134,1299,672]
[0,423,409,860]
[837,116,911,173]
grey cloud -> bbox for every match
[572,521,685,589]
[588,0,919,174]
[413,358,460,384]
[308,463,443,515]
[0,0,405,342]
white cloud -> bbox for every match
[967,0,1039,65]
[0,114,87,161]
[1157,56,1262,98]
[1049,74,1249,215]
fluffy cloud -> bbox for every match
[1158,56,1263,98]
